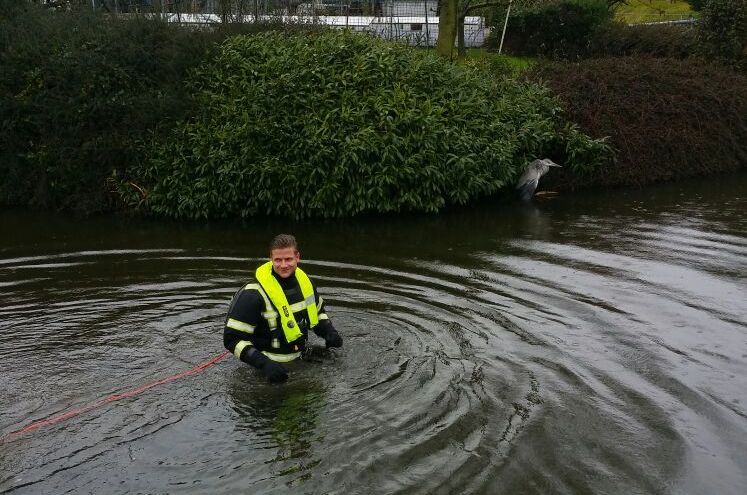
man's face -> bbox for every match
[271,247,300,279]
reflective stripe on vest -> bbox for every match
[255,262,319,344]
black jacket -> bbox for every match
[223,268,336,362]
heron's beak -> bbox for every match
[548,161,562,168]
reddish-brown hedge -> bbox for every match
[529,57,747,189]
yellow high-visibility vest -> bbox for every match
[255,261,319,344]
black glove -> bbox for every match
[243,347,289,383]
[324,328,343,349]
[260,360,289,383]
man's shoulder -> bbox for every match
[238,280,263,293]
[228,282,265,318]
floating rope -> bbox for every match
[0,351,230,443]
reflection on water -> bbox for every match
[0,172,746,494]
[228,368,326,485]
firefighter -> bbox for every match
[224,234,342,383]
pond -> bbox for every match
[1,172,745,494]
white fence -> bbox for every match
[158,12,489,47]
[78,1,489,47]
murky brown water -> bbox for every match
[1,173,746,494]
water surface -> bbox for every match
[1,174,746,494]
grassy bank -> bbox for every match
[462,49,535,72]
[614,0,695,23]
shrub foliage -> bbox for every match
[486,0,614,59]
[587,22,698,59]
[529,57,747,188]
[487,0,701,61]
[129,30,609,219]
[0,2,322,213]
[0,4,214,212]
[697,0,747,70]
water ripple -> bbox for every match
[1,206,746,495]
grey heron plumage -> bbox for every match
[516,158,562,201]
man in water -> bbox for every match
[224,234,343,383]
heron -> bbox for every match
[516,158,562,201]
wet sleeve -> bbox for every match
[223,286,263,363]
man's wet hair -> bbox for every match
[269,234,298,254]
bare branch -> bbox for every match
[461,0,511,17]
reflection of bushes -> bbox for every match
[129,30,609,219]
[227,375,325,477]
[529,57,747,188]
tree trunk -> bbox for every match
[435,0,458,59]
[457,15,466,57]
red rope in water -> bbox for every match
[0,351,230,443]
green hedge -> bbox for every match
[587,22,698,59]
[487,0,614,59]
[486,1,704,62]
[0,3,323,213]
[127,30,610,219]
[697,0,747,70]
[489,0,744,70]
[0,4,212,212]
